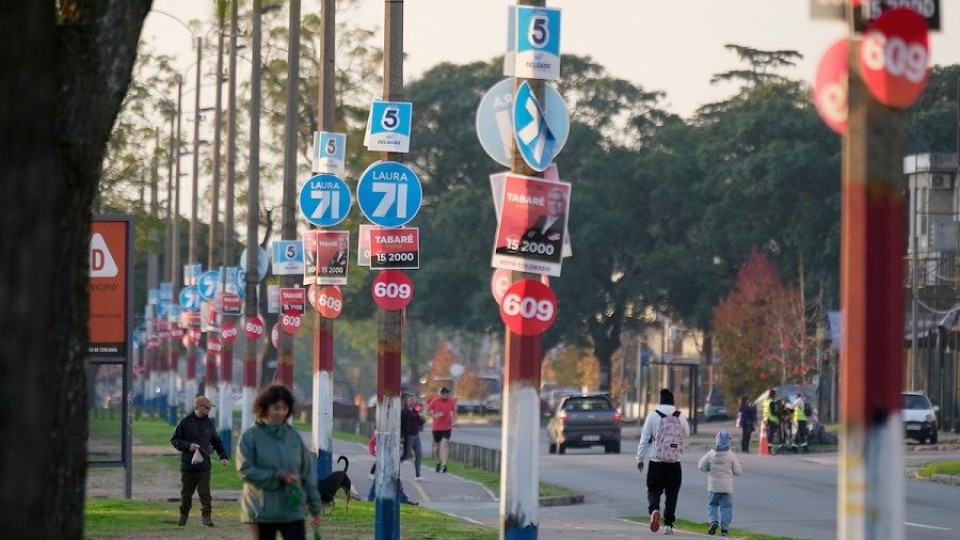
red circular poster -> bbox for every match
[316,286,344,319]
[499,279,557,336]
[281,309,302,335]
[859,8,929,109]
[244,315,265,341]
[371,270,414,311]
[814,38,848,135]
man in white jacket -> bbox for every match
[636,388,690,535]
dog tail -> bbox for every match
[338,455,349,473]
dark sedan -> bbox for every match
[547,394,621,454]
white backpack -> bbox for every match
[654,410,684,463]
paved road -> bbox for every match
[433,421,960,539]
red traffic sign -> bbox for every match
[491,268,550,305]
[499,279,557,336]
[244,315,265,341]
[281,309,302,335]
[189,327,202,345]
[207,335,222,353]
[859,8,929,109]
[221,321,239,343]
[315,286,343,319]
[371,270,413,311]
[271,322,280,349]
[813,38,848,135]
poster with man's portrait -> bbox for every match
[492,174,571,277]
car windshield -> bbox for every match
[903,394,931,410]
[564,397,611,411]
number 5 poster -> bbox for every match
[492,174,571,277]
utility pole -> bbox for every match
[207,1,233,448]
[220,0,240,446]
[169,74,184,426]
[313,0,335,480]
[501,1,545,538]
[837,3,906,538]
[189,36,203,267]
[375,3,403,538]
[243,0,265,431]
[278,0,301,390]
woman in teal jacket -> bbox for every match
[237,384,322,539]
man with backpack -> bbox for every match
[636,388,690,535]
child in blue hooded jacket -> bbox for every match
[697,430,743,536]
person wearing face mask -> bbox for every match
[426,387,457,474]
[237,385,322,539]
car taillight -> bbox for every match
[613,412,621,422]
[558,410,568,422]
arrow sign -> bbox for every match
[197,270,220,301]
[298,173,352,227]
[513,81,558,172]
[178,286,201,313]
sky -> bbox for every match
[145,0,960,119]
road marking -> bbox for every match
[904,521,951,531]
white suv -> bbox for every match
[902,391,939,444]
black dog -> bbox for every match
[318,455,353,514]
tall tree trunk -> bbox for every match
[1,2,150,538]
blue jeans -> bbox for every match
[707,492,733,532]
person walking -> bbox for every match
[697,430,743,537]
[736,395,756,454]
[170,395,230,527]
[427,387,457,473]
[236,385,322,539]
[636,388,690,535]
[401,394,425,480]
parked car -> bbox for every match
[902,391,939,444]
[703,389,730,421]
[547,394,621,454]
[546,387,580,412]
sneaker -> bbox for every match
[664,525,674,535]
[720,532,729,537]
[441,465,448,473]
[414,476,423,481]
[177,514,188,527]
[649,510,660,532]
[708,522,719,535]
[369,473,375,479]
[401,500,419,506]
[202,515,214,527]
[435,463,441,473]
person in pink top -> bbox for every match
[426,387,457,473]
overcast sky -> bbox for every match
[146,0,960,119]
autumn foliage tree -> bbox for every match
[713,249,814,404]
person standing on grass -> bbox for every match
[698,430,743,537]
[427,387,456,473]
[171,395,230,528]
[237,385,322,539]
[636,388,690,535]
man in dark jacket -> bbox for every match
[171,395,229,527]
[400,394,425,479]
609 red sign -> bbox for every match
[499,279,557,336]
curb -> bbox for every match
[539,493,585,507]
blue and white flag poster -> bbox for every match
[515,6,561,80]
[364,100,413,153]
[271,240,305,276]
[312,131,347,176]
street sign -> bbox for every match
[514,5,562,80]
[364,100,413,153]
[513,81,557,172]
[357,224,375,267]
[499,279,557,336]
[476,78,569,168]
[371,270,414,311]
[490,268,549,305]
[271,323,281,349]
[298,173,352,227]
[859,8,929,109]
[369,227,419,270]
[312,131,347,175]
[281,287,306,314]
[183,263,202,286]
[198,270,220,301]
[271,240,305,276]
[179,285,201,312]
[357,161,422,228]
[221,293,242,315]
[208,334,222,353]
[812,0,941,32]
[221,321,239,343]
[814,38,848,135]
[267,284,281,314]
[239,247,269,283]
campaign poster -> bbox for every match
[315,230,349,286]
[302,230,319,286]
[492,174,571,277]
[369,227,420,270]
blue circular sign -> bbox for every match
[476,78,569,167]
[178,285,201,312]
[197,271,220,301]
[298,174,352,227]
[357,161,422,227]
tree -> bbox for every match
[713,249,812,404]
[0,2,151,537]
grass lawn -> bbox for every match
[918,460,960,477]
